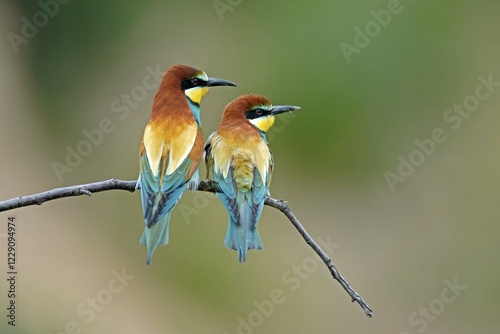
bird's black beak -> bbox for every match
[206,77,237,87]
[270,105,301,115]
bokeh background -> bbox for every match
[1,0,499,333]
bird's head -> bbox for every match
[163,65,236,105]
[222,94,301,134]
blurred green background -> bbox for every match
[1,0,499,333]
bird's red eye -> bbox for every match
[255,109,263,115]
[191,78,199,86]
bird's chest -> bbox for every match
[231,149,258,191]
[212,133,272,189]
[143,119,198,176]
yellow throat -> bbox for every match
[250,115,275,133]
[185,86,209,104]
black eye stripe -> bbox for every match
[245,108,270,120]
[181,77,206,90]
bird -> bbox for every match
[138,64,236,265]
[204,94,300,262]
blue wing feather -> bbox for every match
[213,167,239,222]
[139,152,194,264]
[140,153,191,227]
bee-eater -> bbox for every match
[205,94,300,262]
[138,64,236,265]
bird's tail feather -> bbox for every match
[224,193,263,262]
[140,212,171,265]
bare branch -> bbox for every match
[0,178,372,317]
[264,198,373,317]
[0,179,137,211]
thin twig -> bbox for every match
[263,198,373,317]
[0,178,372,317]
